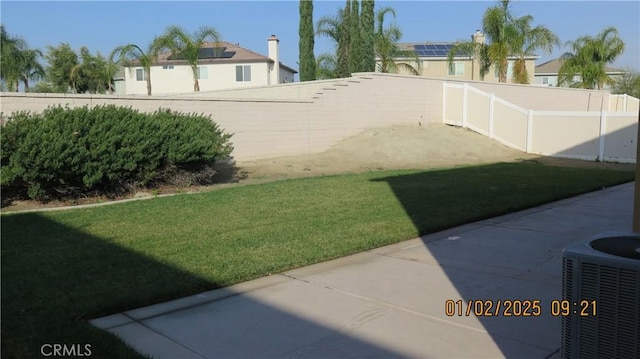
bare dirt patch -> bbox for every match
[239,124,535,179]
[2,123,634,213]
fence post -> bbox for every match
[442,83,447,124]
[598,110,607,161]
[462,83,468,128]
[489,93,495,139]
[623,94,628,112]
[634,105,640,232]
[526,109,533,153]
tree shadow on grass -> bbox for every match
[1,213,403,358]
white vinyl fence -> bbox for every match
[610,94,640,113]
[443,83,638,163]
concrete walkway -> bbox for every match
[91,183,635,358]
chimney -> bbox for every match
[268,34,280,85]
[472,30,485,44]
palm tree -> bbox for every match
[103,58,119,94]
[447,0,514,82]
[481,0,515,82]
[445,40,491,81]
[316,7,349,77]
[558,27,625,90]
[316,53,338,79]
[17,48,46,91]
[1,26,35,92]
[316,14,342,45]
[111,38,163,95]
[374,7,419,75]
[509,15,559,84]
[157,25,221,92]
[1,26,21,91]
[447,0,558,84]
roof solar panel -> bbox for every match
[412,44,471,57]
[167,46,233,60]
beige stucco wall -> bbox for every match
[178,78,356,100]
[0,74,442,162]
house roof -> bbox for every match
[535,57,624,75]
[144,41,297,73]
[396,42,538,59]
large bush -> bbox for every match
[1,105,233,200]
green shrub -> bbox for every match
[1,105,233,201]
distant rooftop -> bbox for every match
[535,57,624,74]
[141,41,297,73]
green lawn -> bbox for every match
[1,162,634,358]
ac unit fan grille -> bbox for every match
[562,256,640,358]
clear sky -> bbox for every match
[1,0,639,80]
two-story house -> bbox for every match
[378,31,539,84]
[119,35,297,95]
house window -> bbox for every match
[542,77,548,85]
[162,65,174,70]
[135,68,145,81]
[197,66,208,80]
[448,62,464,76]
[495,61,514,79]
[236,65,251,82]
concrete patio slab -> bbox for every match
[92,182,635,359]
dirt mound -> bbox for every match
[238,123,535,179]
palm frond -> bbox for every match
[316,14,342,44]
[375,6,396,34]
